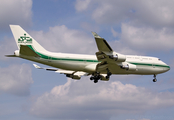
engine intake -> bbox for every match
[109,54,126,62]
[121,64,137,71]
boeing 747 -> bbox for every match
[6,25,170,83]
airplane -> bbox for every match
[6,25,170,83]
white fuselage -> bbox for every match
[19,50,170,75]
[8,25,170,82]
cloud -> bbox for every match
[30,25,97,54]
[75,0,174,54]
[0,0,32,30]
[0,37,18,61]
[120,23,174,52]
[30,79,174,120]
[0,64,33,96]
[75,0,91,12]
[75,0,174,27]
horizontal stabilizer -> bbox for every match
[20,45,40,57]
[5,55,17,57]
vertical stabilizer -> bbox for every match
[9,25,47,52]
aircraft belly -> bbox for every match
[20,56,87,71]
[52,60,86,71]
[20,56,168,75]
[108,64,165,75]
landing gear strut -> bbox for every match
[153,74,157,82]
[106,69,112,79]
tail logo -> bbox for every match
[18,33,32,44]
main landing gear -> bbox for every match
[106,68,112,79]
[90,73,101,83]
[90,69,112,83]
[153,74,157,82]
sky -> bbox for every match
[0,0,174,120]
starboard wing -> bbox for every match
[33,64,88,80]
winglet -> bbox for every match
[92,32,113,52]
[92,32,102,38]
[33,64,42,69]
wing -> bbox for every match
[20,45,40,57]
[92,32,129,76]
[92,32,113,52]
[33,64,89,80]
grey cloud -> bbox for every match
[120,23,174,52]
[0,0,32,31]
[0,37,18,61]
[0,64,33,96]
[75,0,91,12]
[30,79,174,120]
[75,0,174,28]
[30,25,97,54]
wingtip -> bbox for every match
[9,24,19,27]
[33,64,42,69]
[91,32,102,38]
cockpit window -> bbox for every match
[158,58,161,61]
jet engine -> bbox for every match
[66,74,80,80]
[109,54,126,62]
[121,63,137,71]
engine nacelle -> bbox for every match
[14,50,20,56]
[66,74,80,80]
[100,74,109,81]
[121,64,137,71]
[109,54,126,62]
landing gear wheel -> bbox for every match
[106,75,110,79]
[153,74,157,82]
[90,76,94,80]
[94,80,98,83]
[107,72,112,76]
[153,79,157,82]
[90,72,102,83]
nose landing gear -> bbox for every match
[153,74,157,82]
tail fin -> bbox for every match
[9,25,47,52]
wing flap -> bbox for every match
[33,64,88,80]
[56,69,75,74]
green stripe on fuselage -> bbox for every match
[27,45,99,62]
[27,45,170,68]
[129,62,170,68]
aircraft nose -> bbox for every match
[164,64,170,72]
[167,65,170,71]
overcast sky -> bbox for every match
[0,0,174,120]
